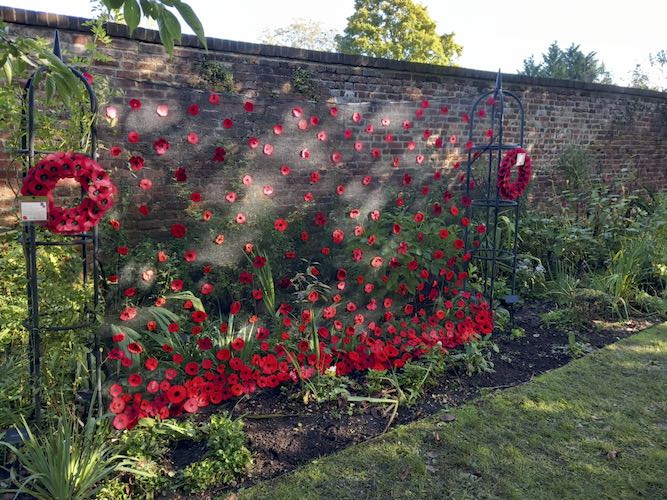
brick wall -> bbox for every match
[1,6,666,231]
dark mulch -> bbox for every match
[167,301,658,498]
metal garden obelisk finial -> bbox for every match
[52,30,62,60]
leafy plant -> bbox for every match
[196,59,235,92]
[450,336,498,376]
[181,413,252,492]
[1,410,145,500]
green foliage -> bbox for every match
[260,19,338,52]
[113,414,251,495]
[336,0,462,65]
[1,411,144,500]
[119,417,202,461]
[116,417,201,497]
[196,59,235,92]
[100,0,206,54]
[540,307,582,329]
[0,354,31,429]
[95,477,129,499]
[0,232,100,427]
[181,413,252,492]
[449,336,498,376]
[519,41,612,83]
[0,22,81,106]
[510,327,525,339]
[629,50,666,91]
[291,67,319,100]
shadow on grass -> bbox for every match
[239,323,667,500]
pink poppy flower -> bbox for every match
[336,185,345,196]
[309,171,320,183]
[262,185,274,196]
[421,99,429,108]
[406,141,416,150]
[156,104,169,117]
[263,144,274,155]
[354,141,363,152]
[309,115,319,126]
[449,135,457,145]
[416,154,425,164]
[365,124,374,134]
[292,107,303,117]
[236,213,246,224]
[372,148,381,158]
[317,131,327,141]
[352,112,362,122]
[343,129,353,139]
[362,176,371,186]
[184,249,197,262]
[300,149,310,159]
[297,119,308,130]
[242,175,253,185]
[392,157,400,168]
[273,124,283,135]
[139,179,152,190]
[225,192,237,203]
[331,151,342,163]
[415,108,424,118]
[105,106,117,119]
[153,138,169,155]
[209,92,220,104]
[248,137,260,149]
[187,132,199,144]
[280,165,291,176]
[304,192,314,202]
[329,107,338,117]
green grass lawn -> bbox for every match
[238,323,667,499]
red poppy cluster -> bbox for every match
[497,148,532,200]
[104,93,505,430]
[20,151,115,234]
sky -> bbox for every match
[3,0,666,86]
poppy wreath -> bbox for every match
[20,151,116,234]
[497,147,531,200]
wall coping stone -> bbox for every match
[2,5,666,101]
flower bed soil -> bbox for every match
[164,301,658,499]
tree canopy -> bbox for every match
[335,0,462,66]
[260,19,338,52]
[519,42,612,84]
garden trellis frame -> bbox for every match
[463,71,525,322]
[18,31,102,421]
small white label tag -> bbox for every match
[516,153,526,167]
[19,196,48,222]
